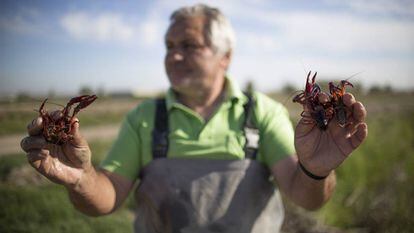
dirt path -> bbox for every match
[0,124,120,156]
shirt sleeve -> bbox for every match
[99,112,142,181]
[255,93,296,167]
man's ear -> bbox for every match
[220,50,232,70]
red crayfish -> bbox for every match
[293,71,353,130]
[329,80,353,127]
[38,95,97,145]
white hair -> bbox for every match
[169,4,236,55]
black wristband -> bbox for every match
[298,161,328,180]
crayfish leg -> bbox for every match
[300,111,315,124]
[293,92,306,104]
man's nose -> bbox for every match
[173,53,184,61]
[167,48,184,62]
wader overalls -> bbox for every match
[134,94,284,233]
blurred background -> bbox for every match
[0,0,413,233]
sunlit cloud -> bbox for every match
[277,12,414,54]
[139,17,166,46]
[60,12,135,43]
[59,11,167,48]
[225,6,414,55]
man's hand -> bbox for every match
[20,115,93,188]
[294,93,368,177]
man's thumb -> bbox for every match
[69,118,88,147]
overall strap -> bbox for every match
[152,98,169,159]
[151,93,260,160]
[243,91,260,160]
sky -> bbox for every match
[1,0,414,97]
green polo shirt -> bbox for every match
[100,78,295,181]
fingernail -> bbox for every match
[20,137,27,149]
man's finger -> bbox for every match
[27,149,51,171]
[318,92,330,105]
[342,93,356,107]
[349,123,368,149]
[21,136,47,152]
[352,101,367,123]
[27,117,43,136]
[67,118,88,147]
[26,149,47,163]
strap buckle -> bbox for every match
[244,126,259,149]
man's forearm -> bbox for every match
[66,167,117,216]
[288,164,336,210]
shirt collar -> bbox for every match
[225,75,246,103]
[165,75,247,111]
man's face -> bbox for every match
[164,16,229,95]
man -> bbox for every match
[20,4,368,233]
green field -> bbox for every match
[0,97,140,136]
[0,92,413,233]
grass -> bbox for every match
[0,139,135,233]
[318,110,414,232]
[0,154,27,181]
[0,185,133,233]
[0,112,36,136]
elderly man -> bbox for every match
[21,4,368,233]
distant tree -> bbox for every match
[281,83,297,95]
[368,85,382,94]
[15,92,31,102]
[48,89,56,99]
[368,84,393,95]
[351,82,364,94]
[96,86,107,98]
[79,86,94,95]
[383,84,393,93]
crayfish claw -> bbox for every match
[312,71,317,83]
[341,80,354,88]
